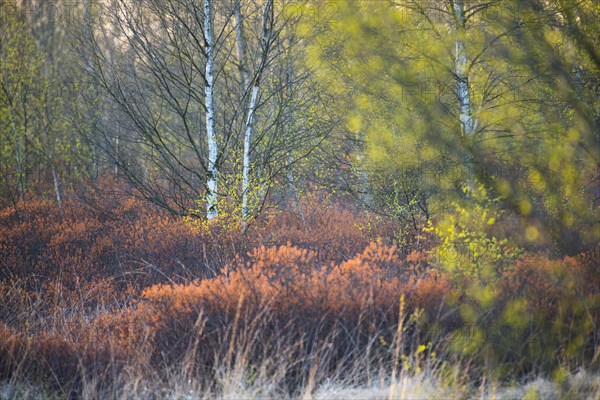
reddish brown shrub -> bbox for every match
[0,194,408,296]
[257,197,403,264]
[0,193,418,328]
[2,191,598,389]
[500,252,597,315]
[111,242,450,370]
[0,320,127,396]
[0,198,211,295]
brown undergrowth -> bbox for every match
[0,195,598,397]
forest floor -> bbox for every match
[1,195,598,399]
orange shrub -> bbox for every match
[0,194,408,295]
[114,242,450,369]
[0,320,127,396]
[0,198,213,294]
[500,251,598,316]
[257,197,403,264]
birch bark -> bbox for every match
[241,0,273,222]
[452,0,477,183]
[204,0,218,219]
[234,0,249,90]
[10,111,24,201]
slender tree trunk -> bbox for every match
[92,140,98,185]
[234,0,248,90]
[452,0,477,184]
[10,109,24,201]
[356,133,372,207]
[241,0,273,223]
[43,126,62,206]
[114,134,119,178]
[234,0,252,221]
[204,0,218,219]
[284,40,303,213]
[51,162,61,205]
[242,84,259,221]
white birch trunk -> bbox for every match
[10,114,24,201]
[240,0,273,223]
[204,0,218,219]
[241,85,259,220]
[234,0,248,90]
[452,0,477,183]
[51,163,62,205]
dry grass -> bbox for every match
[1,197,599,399]
[1,355,598,400]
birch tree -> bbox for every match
[451,0,477,184]
[241,0,274,222]
[204,0,218,219]
[307,0,598,251]
[74,0,332,218]
[0,10,69,205]
[76,0,226,215]
[227,0,334,222]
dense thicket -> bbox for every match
[0,195,598,396]
[0,0,599,397]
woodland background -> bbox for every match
[0,0,599,398]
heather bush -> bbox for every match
[0,194,404,304]
[257,196,403,263]
[1,193,598,397]
[110,242,449,381]
[495,251,600,374]
[427,184,599,377]
[0,198,205,291]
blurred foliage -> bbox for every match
[426,181,598,377]
[426,182,522,289]
[304,0,599,254]
[0,0,599,393]
[0,8,90,202]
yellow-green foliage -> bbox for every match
[305,0,600,250]
[184,168,272,233]
[427,183,598,374]
[426,183,516,365]
[427,183,521,290]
